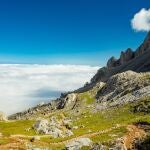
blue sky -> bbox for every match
[0,0,149,66]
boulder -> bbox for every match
[33,117,74,138]
[33,119,49,134]
[50,127,63,138]
[65,138,92,150]
[63,118,73,129]
[58,93,77,109]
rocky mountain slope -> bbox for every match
[1,32,150,150]
[76,31,150,93]
[9,32,150,120]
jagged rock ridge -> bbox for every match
[107,32,150,69]
[73,32,150,94]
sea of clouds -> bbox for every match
[0,64,99,115]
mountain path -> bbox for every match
[0,124,122,149]
[123,124,146,150]
[0,124,147,149]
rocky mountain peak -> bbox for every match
[106,32,150,70]
[87,32,150,88]
[107,56,117,68]
[106,48,134,69]
[119,48,134,65]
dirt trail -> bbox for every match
[0,124,146,149]
[0,124,122,149]
[12,124,122,145]
[123,124,146,150]
[0,138,26,150]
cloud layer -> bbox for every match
[0,64,99,115]
[131,8,150,32]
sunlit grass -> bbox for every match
[0,120,36,136]
[0,97,149,150]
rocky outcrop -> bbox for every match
[58,93,77,110]
[91,139,126,150]
[33,117,73,138]
[8,100,59,120]
[0,112,7,121]
[95,71,150,110]
[65,138,93,150]
[8,92,78,120]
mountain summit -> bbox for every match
[89,31,150,84]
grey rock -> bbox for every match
[65,138,92,150]
[33,119,49,134]
[91,143,107,150]
[94,71,150,111]
[65,130,74,136]
[58,93,77,110]
[33,117,74,138]
[51,128,63,138]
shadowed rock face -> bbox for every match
[107,57,118,68]
[107,32,150,69]
[107,48,134,69]
[119,48,134,65]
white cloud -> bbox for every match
[0,64,99,115]
[131,8,150,32]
